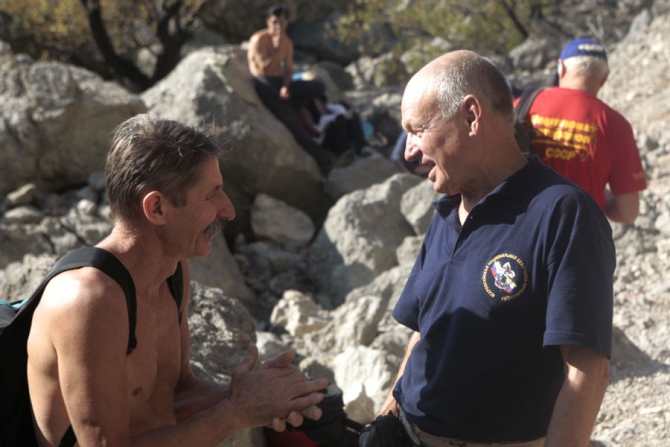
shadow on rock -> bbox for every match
[610,326,669,383]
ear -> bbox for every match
[599,72,608,88]
[557,59,567,80]
[461,95,482,136]
[142,191,168,225]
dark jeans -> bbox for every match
[252,76,332,175]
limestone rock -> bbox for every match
[270,290,329,337]
[251,194,315,250]
[396,235,423,267]
[187,282,257,384]
[400,180,441,235]
[0,47,145,197]
[308,173,421,306]
[324,151,398,201]
[0,254,57,304]
[333,346,398,412]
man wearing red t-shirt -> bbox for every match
[520,38,647,223]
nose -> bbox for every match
[404,133,421,162]
[218,190,236,221]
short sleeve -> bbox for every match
[543,203,616,358]
[607,115,647,195]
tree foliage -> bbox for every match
[1,0,205,91]
[336,0,559,65]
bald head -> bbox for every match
[409,50,514,121]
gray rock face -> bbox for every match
[141,47,327,233]
[0,43,146,197]
[0,254,56,304]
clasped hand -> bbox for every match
[229,345,328,432]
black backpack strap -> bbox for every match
[167,261,184,324]
[515,87,544,124]
[50,247,138,354]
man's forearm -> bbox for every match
[174,374,230,422]
[605,190,639,224]
[132,397,244,447]
[378,331,420,416]
[545,346,610,447]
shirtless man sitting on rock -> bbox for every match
[247,5,341,174]
[247,3,324,106]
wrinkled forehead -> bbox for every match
[401,79,439,126]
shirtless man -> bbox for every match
[246,5,335,174]
[248,4,294,100]
[27,115,328,446]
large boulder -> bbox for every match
[0,41,146,198]
[308,173,422,307]
[141,46,327,236]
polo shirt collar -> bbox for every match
[432,156,545,217]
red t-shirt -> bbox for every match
[516,87,647,210]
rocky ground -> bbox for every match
[581,10,670,446]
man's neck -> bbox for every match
[97,225,182,298]
[459,151,528,219]
[559,78,601,96]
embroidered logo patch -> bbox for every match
[482,253,528,301]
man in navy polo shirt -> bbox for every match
[377,51,615,447]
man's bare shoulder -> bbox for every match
[33,267,129,344]
[249,29,271,44]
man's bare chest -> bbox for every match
[126,294,181,406]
